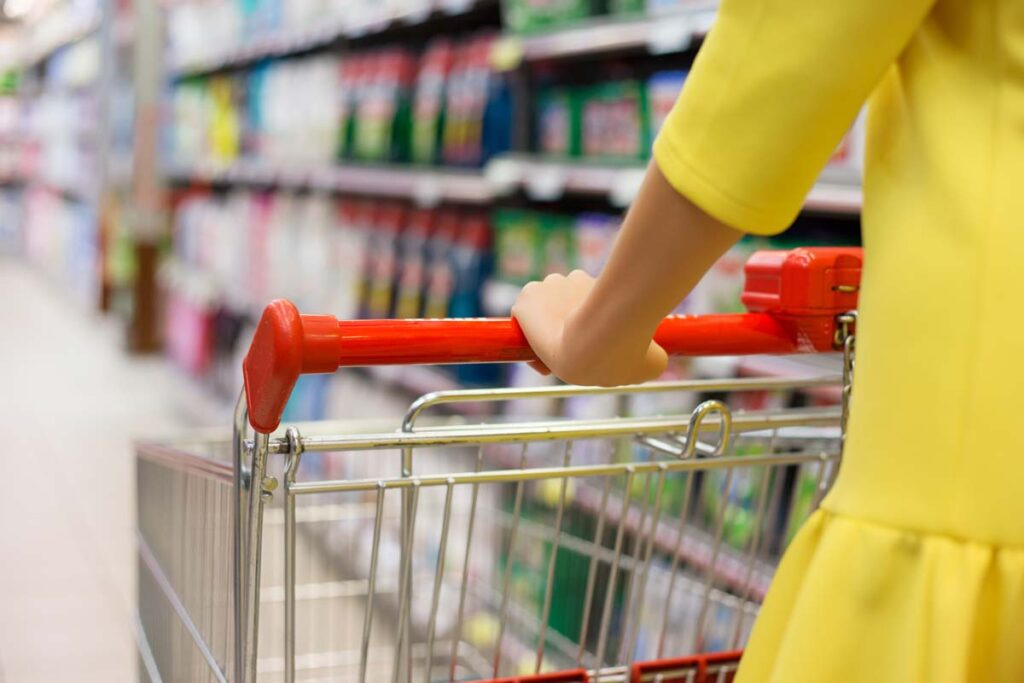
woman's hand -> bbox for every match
[512,270,668,387]
[510,162,741,388]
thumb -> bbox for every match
[640,341,669,382]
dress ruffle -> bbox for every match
[736,509,1024,682]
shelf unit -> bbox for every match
[169,0,496,78]
[485,155,862,214]
[498,7,717,67]
[166,160,494,206]
[158,3,862,407]
[168,155,862,215]
[0,10,101,71]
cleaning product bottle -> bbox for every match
[411,40,455,166]
[334,199,373,319]
[449,212,500,385]
[394,209,435,318]
[365,202,407,318]
[422,209,459,318]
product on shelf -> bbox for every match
[646,0,718,16]
[493,208,542,284]
[259,56,341,164]
[423,209,461,318]
[21,187,99,307]
[411,39,457,165]
[441,34,513,167]
[574,212,620,276]
[537,87,581,157]
[534,77,658,162]
[609,0,645,14]
[502,0,605,34]
[363,202,408,317]
[208,75,242,163]
[493,207,606,284]
[170,33,512,170]
[0,188,22,251]
[581,80,649,161]
[449,211,492,318]
[394,209,435,318]
[647,70,687,141]
[450,212,500,384]
[538,212,575,276]
[351,50,416,163]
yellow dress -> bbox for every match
[653,0,1024,680]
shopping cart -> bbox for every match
[136,246,860,683]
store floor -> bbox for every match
[0,261,185,682]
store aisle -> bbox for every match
[0,261,183,682]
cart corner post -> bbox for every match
[283,426,305,683]
[232,389,276,683]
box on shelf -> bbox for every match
[493,207,542,284]
[574,212,620,276]
[581,80,649,161]
[537,87,582,158]
[501,0,606,34]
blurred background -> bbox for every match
[0,0,860,679]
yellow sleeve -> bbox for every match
[653,0,934,235]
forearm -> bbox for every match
[563,162,743,367]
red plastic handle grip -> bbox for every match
[242,246,862,433]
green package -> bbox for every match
[580,80,650,162]
[537,87,582,158]
[352,55,414,163]
[502,0,606,34]
[410,90,445,165]
[609,0,645,14]
[410,42,454,165]
[494,209,543,284]
[538,213,577,276]
[353,93,411,163]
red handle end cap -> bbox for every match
[243,300,304,434]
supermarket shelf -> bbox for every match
[168,156,861,213]
[488,154,862,214]
[167,160,494,206]
[9,12,101,70]
[504,7,717,66]
[487,154,647,207]
[170,0,494,78]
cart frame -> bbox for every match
[136,246,860,683]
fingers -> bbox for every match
[512,270,598,383]
[641,341,669,382]
[527,360,551,376]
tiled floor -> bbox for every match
[0,262,185,681]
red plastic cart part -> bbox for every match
[479,669,589,683]
[242,247,861,434]
[630,650,744,683]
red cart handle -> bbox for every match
[243,247,861,433]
